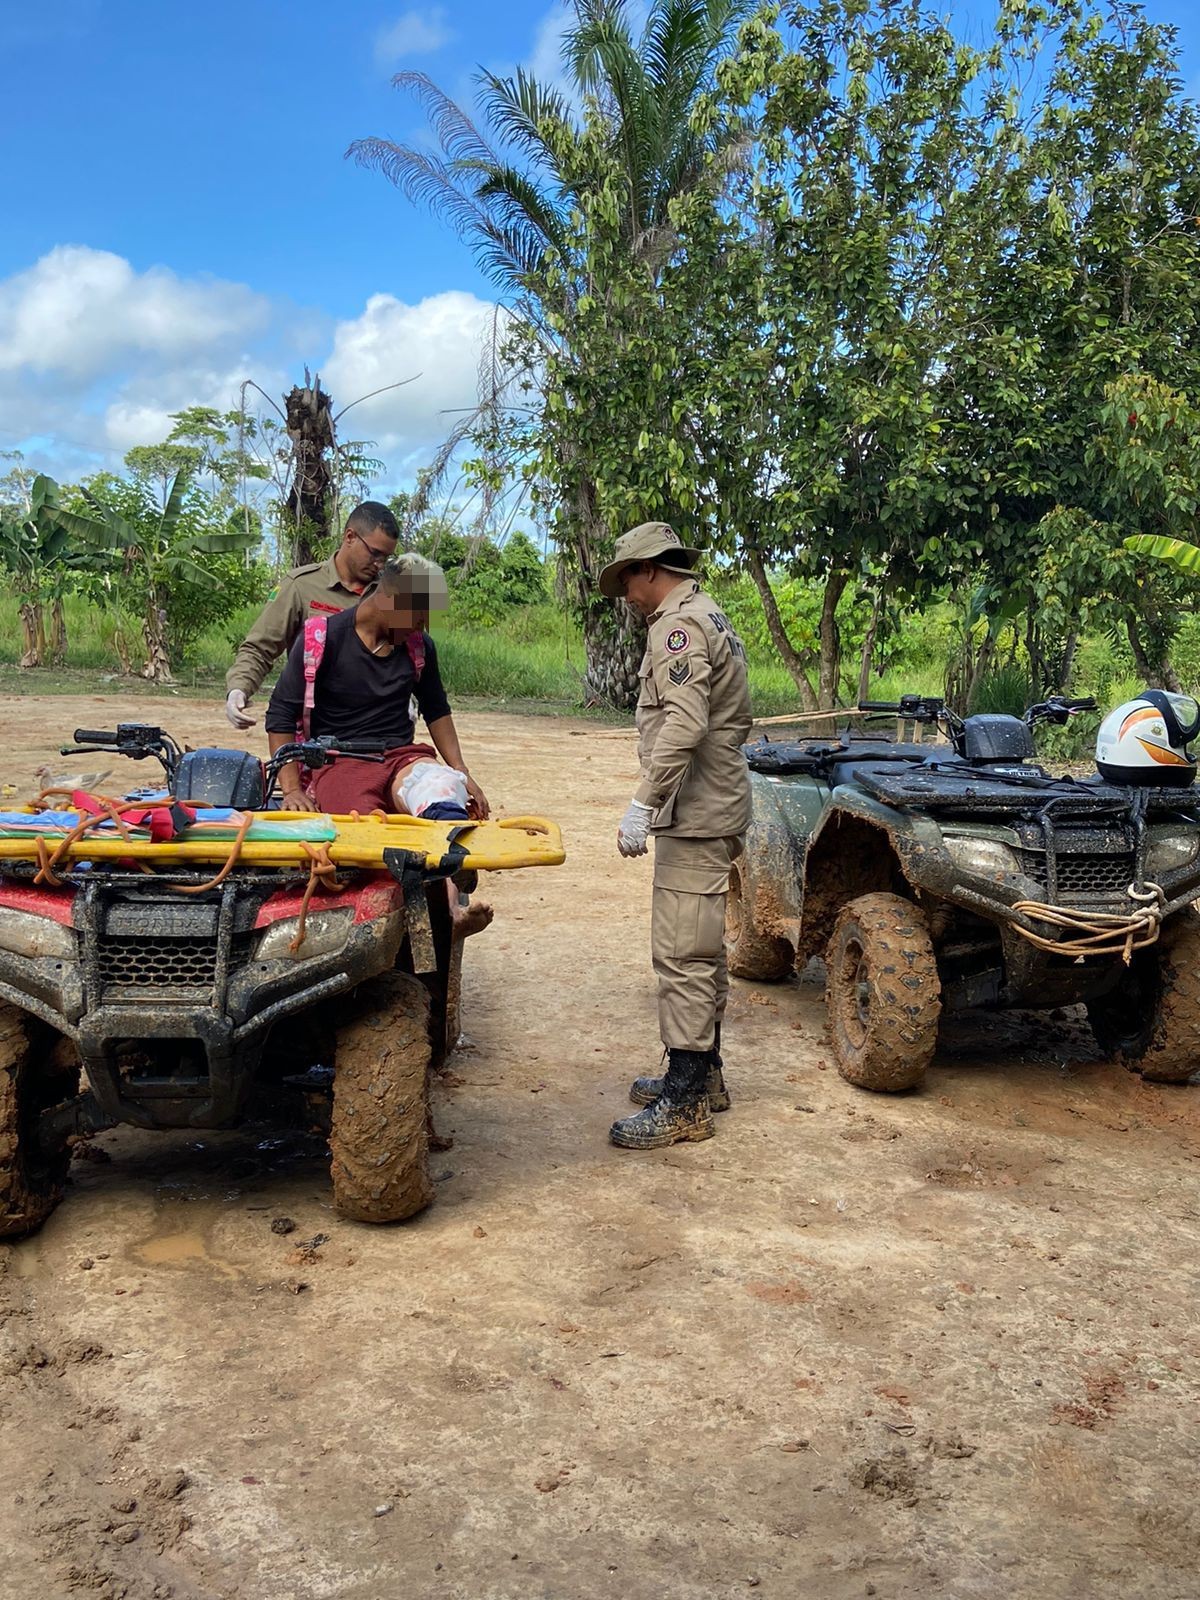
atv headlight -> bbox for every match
[943,837,1019,877]
[0,907,75,959]
[255,908,353,961]
[1146,831,1200,875]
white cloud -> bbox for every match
[374,7,454,66]
[527,1,573,89]
[0,245,503,491]
[322,289,505,475]
[0,245,268,384]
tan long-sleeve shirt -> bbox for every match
[225,555,364,699]
[633,579,753,838]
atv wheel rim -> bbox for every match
[838,936,870,1050]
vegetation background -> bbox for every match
[4,0,1200,766]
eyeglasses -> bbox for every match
[350,529,393,565]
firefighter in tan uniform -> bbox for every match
[597,522,753,1149]
[222,501,399,727]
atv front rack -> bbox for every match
[850,764,1200,818]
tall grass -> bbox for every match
[0,594,264,680]
[1,592,1178,736]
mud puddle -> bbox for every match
[131,1221,241,1279]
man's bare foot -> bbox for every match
[451,898,494,940]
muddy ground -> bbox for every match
[1,694,1199,1600]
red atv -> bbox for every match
[0,723,483,1237]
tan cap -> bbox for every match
[597,521,703,599]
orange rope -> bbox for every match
[172,809,256,895]
[32,796,153,886]
[289,842,346,953]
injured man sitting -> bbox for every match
[264,550,492,937]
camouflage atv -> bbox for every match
[729,696,1200,1090]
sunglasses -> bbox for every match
[350,529,393,565]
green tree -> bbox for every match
[124,442,204,507]
[937,0,1200,692]
[349,0,754,705]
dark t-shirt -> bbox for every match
[264,604,452,743]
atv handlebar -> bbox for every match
[261,737,390,804]
[1024,696,1099,727]
[61,724,182,779]
[858,696,953,723]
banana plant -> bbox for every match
[0,476,96,667]
[56,470,256,683]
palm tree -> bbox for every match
[347,0,753,705]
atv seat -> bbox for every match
[825,743,933,789]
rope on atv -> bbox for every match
[32,792,155,886]
[289,842,348,953]
[1011,882,1166,965]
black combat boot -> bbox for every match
[610,1049,715,1149]
[628,1022,730,1111]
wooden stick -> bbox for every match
[750,708,869,727]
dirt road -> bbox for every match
[1,696,1199,1600]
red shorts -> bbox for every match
[306,744,437,814]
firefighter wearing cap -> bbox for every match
[597,521,753,1149]
[222,501,400,728]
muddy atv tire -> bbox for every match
[826,893,941,1092]
[0,1005,80,1239]
[726,857,793,982]
[329,972,435,1223]
[1086,909,1200,1084]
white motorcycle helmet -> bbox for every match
[1095,689,1200,788]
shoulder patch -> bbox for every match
[668,659,692,687]
[708,611,730,634]
[664,627,690,655]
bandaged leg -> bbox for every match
[393,760,470,820]
[390,761,492,939]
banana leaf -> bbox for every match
[1123,534,1200,575]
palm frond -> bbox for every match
[476,68,576,171]
[388,70,500,172]
[476,165,571,260]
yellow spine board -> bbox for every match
[0,814,565,872]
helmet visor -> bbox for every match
[1165,693,1200,743]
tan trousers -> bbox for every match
[651,833,743,1052]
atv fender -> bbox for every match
[799,788,946,962]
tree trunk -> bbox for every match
[283,379,336,566]
[581,601,645,708]
[141,592,174,684]
[1126,617,1180,691]
[965,628,998,711]
[558,471,648,711]
[817,572,849,710]
[50,597,67,668]
[856,588,885,707]
[744,545,819,712]
[18,601,42,668]
[1054,631,1079,693]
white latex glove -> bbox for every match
[225,689,256,729]
[617,799,653,858]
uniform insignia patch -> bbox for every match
[668,659,692,686]
[665,627,690,654]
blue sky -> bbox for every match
[1,0,1197,489]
